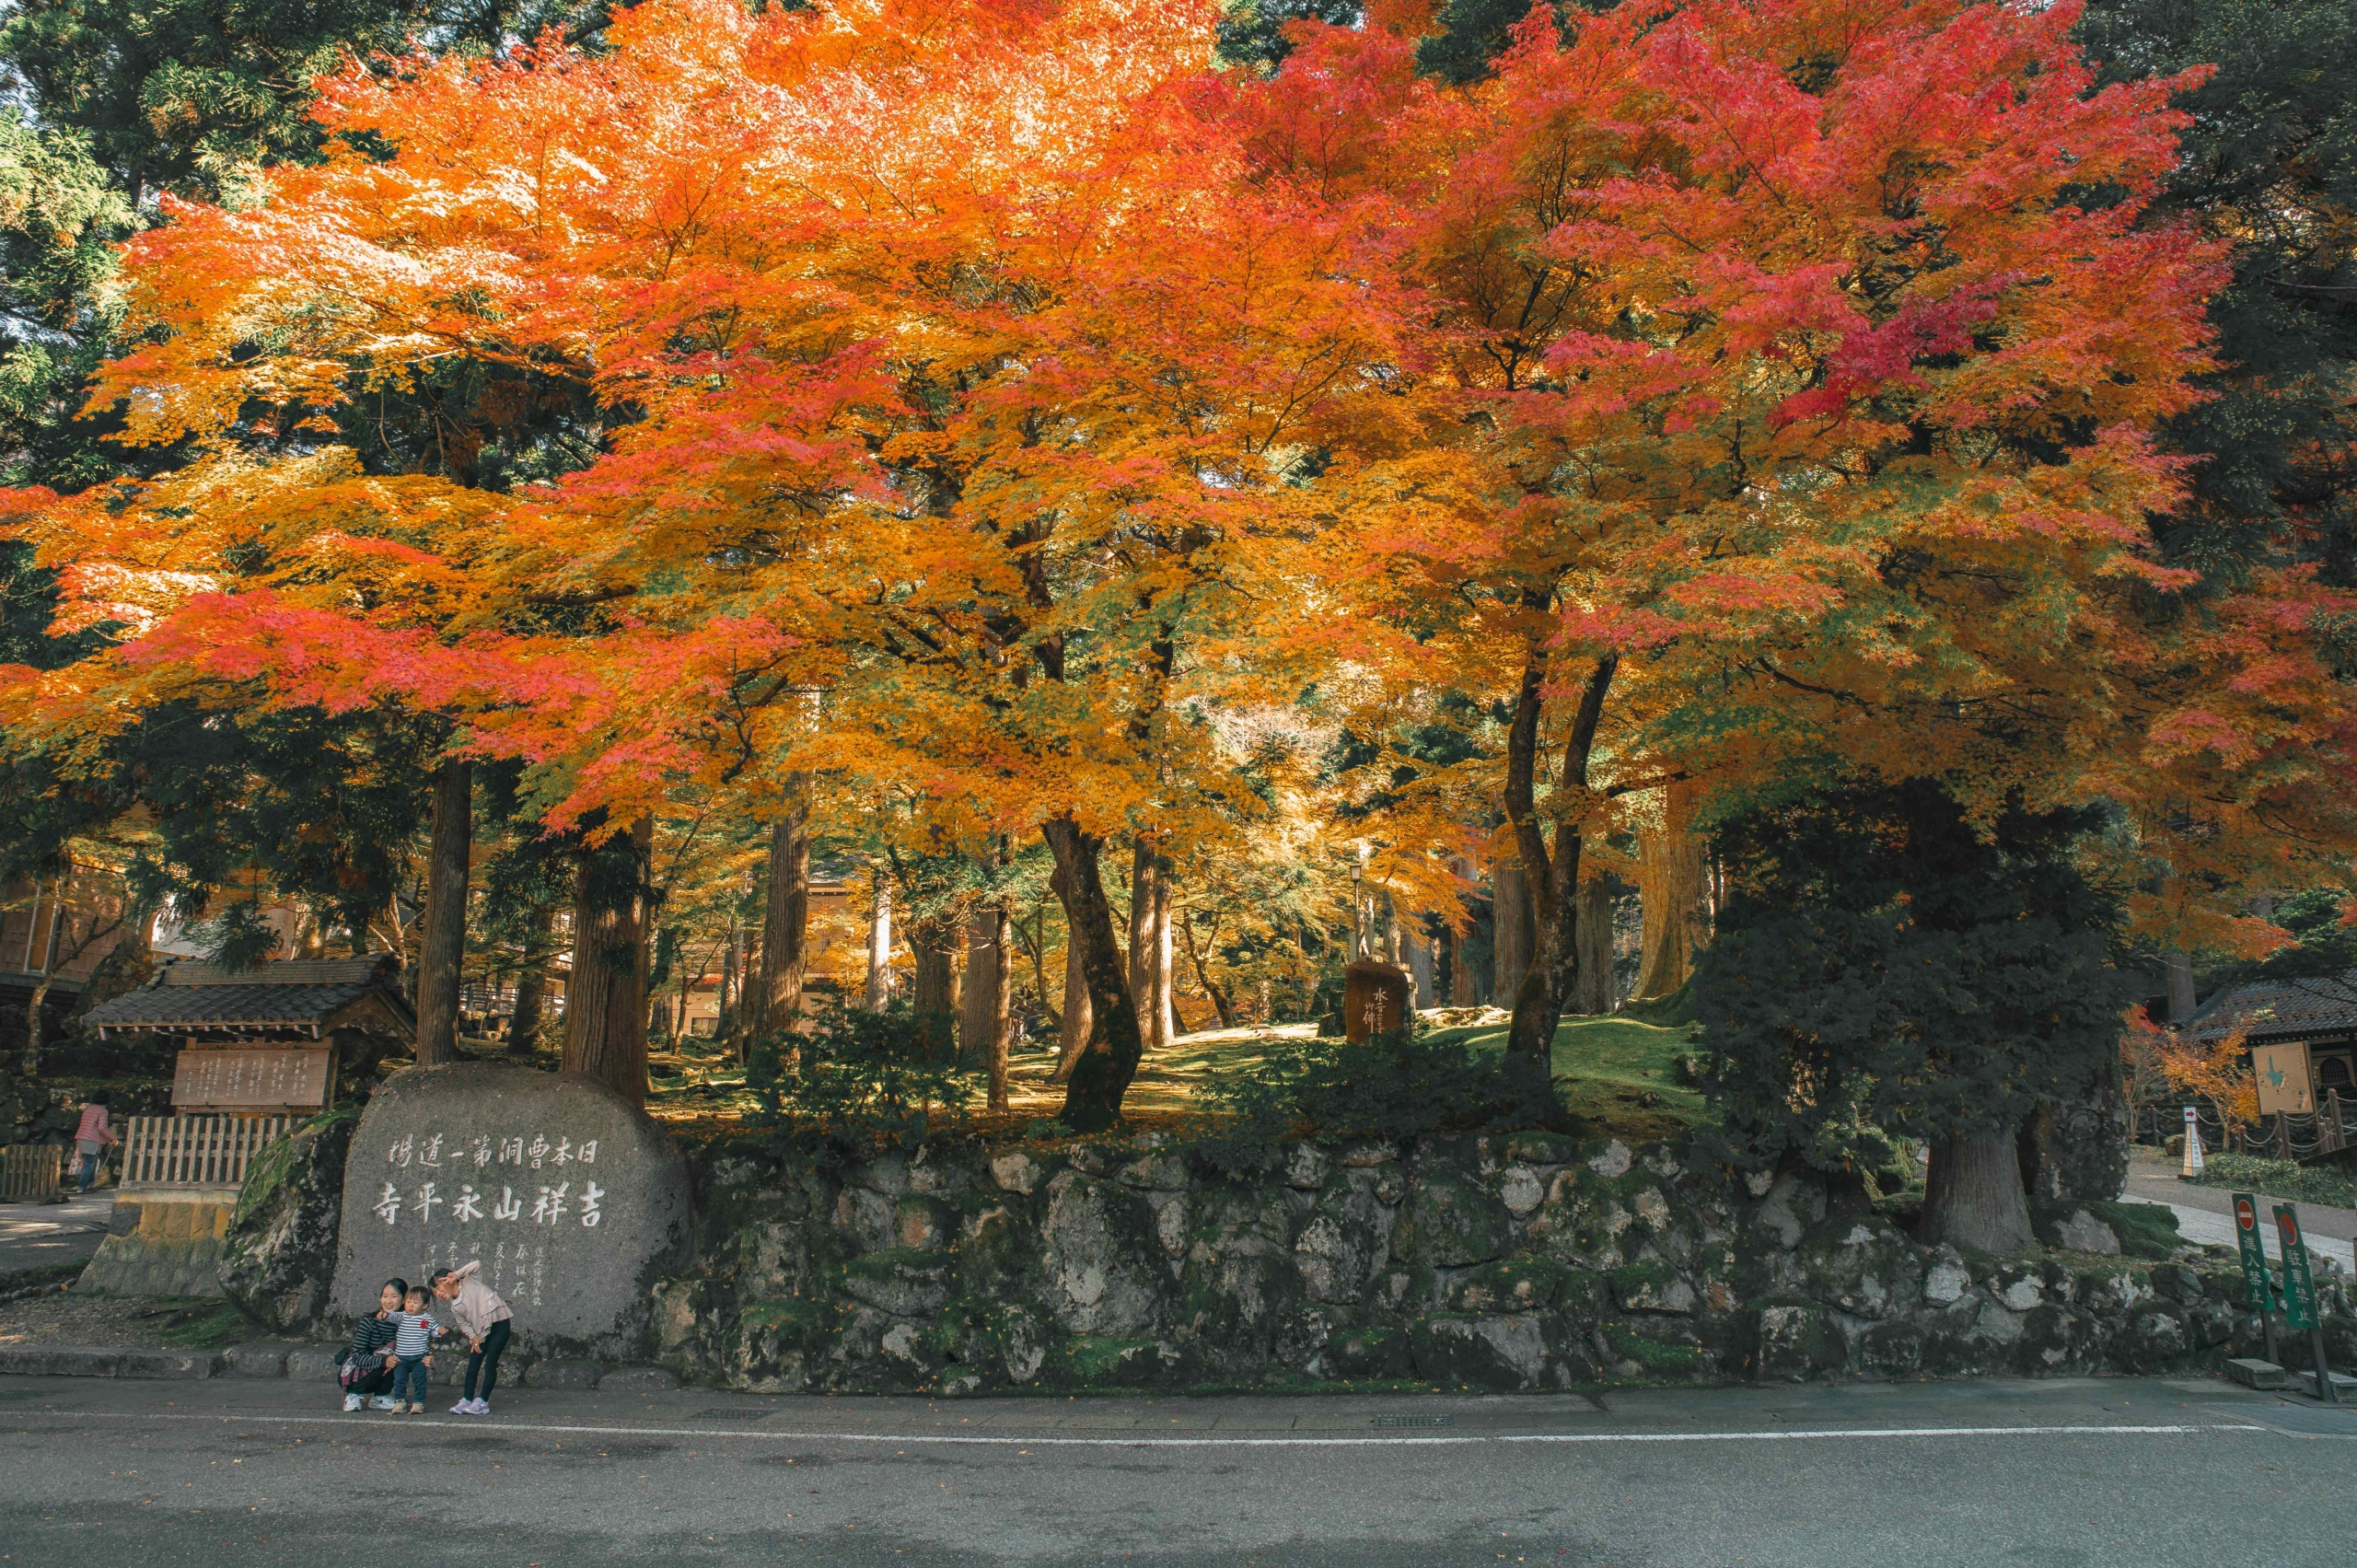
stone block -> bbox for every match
[990,1152,1046,1194]
[0,1345,221,1379]
[225,1342,292,1377]
[1392,1174,1513,1268]
[1409,1313,1549,1391]
[1505,1132,1580,1167]
[1040,1171,1169,1335]
[1756,1302,1845,1382]
[599,1365,681,1391]
[893,1194,952,1253]
[524,1358,603,1389]
[841,1249,951,1318]
[329,1063,691,1361]
[285,1346,343,1382]
[2226,1357,2287,1390]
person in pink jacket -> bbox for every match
[71,1097,115,1191]
[429,1260,514,1415]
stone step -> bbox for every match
[2227,1357,2287,1390]
[0,1344,222,1379]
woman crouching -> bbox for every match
[339,1279,406,1412]
[430,1261,514,1415]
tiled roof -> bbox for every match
[2187,972,2357,1045]
[84,955,410,1034]
[154,956,395,989]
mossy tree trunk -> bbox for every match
[561,814,653,1107]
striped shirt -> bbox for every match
[390,1310,439,1358]
[343,1312,399,1368]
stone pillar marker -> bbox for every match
[330,1063,691,1358]
[1343,959,1412,1043]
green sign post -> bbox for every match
[2272,1204,2340,1405]
[2232,1192,2282,1367]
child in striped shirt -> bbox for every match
[389,1285,443,1413]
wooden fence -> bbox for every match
[118,1114,288,1191]
[0,1144,62,1202]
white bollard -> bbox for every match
[2182,1106,2204,1178]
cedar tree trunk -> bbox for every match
[505,900,556,1056]
[1492,862,1530,1004]
[2164,949,2197,1024]
[911,923,958,1053]
[1919,1131,2037,1253]
[963,904,1011,1109]
[1151,865,1175,1047]
[862,872,894,1013]
[753,800,812,1038]
[1405,920,1435,1008]
[1045,813,1144,1130]
[562,814,653,1106]
[413,758,471,1067]
[1573,870,1616,1016]
[1632,782,1708,1001]
[1128,841,1156,1043]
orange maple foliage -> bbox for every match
[6,0,2355,1123]
[1240,0,2357,1051]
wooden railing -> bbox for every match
[118,1114,288,1191]
[0,1144,61,1201]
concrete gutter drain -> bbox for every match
[1372,1413,1453,1428]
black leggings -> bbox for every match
[466,1319,512,1400]
[349,1362,395,1398]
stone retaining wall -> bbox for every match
[646,1132,2353,1395]
[76,1191,238,1298]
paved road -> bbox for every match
[3,1375,2351,1566]
[2121,1152,2357,1271]
[0,1191,112,1277]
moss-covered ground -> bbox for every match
[619,1008,1708,1147]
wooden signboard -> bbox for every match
[171,1049,335,1114]
[2255,1040,2315,1117]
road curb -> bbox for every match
[0,1344,224,1379]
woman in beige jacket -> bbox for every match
[429,1260,514,1415]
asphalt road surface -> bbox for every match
[0,1192,112,1277]
[4,1374,2351,1567]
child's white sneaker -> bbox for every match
[343,1393,363,1412]
[369,1396,398,1411]
[449,1400,474,1414]
[467,1399,491,1414]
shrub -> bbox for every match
[745,998,980,1155]
[1202,1026,1563,1144]
[2189,1153,2357,1211]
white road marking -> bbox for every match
[8,1409,2270,1448]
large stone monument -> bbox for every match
[329,1063,691,1359]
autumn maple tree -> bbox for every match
[6,0,2356,1191]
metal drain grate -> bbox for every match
[1371,1413,1453,1428]
[691,1409,772,1423]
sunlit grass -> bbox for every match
[636,1009,1709,1145]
